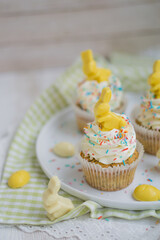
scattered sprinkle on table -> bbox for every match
[65,164,70,167]
[105,218,109,221]
[98,216,102,220]
[147,178,153,182]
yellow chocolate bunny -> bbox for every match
[148,60,160,98]
[81,49,111,83]
[94,87,126,131]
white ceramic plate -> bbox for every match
[36,107,160,210]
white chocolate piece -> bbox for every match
[42,176,74,221]
[53,142,75,157]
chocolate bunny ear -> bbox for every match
[100,87,112,103]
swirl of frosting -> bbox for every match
[138,92,160,130]
[81,114,136,164]
[77,75,123,114]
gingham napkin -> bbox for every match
[0,55,160,225]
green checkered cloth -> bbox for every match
[0,55,160,225]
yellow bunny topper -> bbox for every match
[94,87,126,131]
[81,49,111,83]
[148,60,160,98]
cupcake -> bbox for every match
[79,87,143,191]
[74,49,125,132]
[131,60,160,155]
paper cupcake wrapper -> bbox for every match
[131,105,160,155]
[79,140,144,191]
[73,97,127,132]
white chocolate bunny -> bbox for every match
[43,176,74,221]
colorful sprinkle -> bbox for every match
[123,160,125,166]
[65,164,70,167]
[147,178,153,182]
[98,216,102,220]
[89,140,95,146]
[121,148,128,152]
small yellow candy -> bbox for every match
[8,170,30,188]
[133,184,160,201]
[81,49,111,83]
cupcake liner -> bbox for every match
[131,105,160,155]
[79,140,144,191]
[73,96,127,132]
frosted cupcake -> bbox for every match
[79,87,143,191]
[132,60,160,155]
[74,49,125,132]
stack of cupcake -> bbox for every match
[132,60,160,155]
[79,87,144,191]
[74,49,125,132]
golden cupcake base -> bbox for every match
[79,141,144,191]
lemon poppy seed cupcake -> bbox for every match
[79,87,143,191]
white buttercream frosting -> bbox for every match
[77,75,123,114]
[81,114,136,165]
[138,91,160,130]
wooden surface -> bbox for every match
[0,0,160,72]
